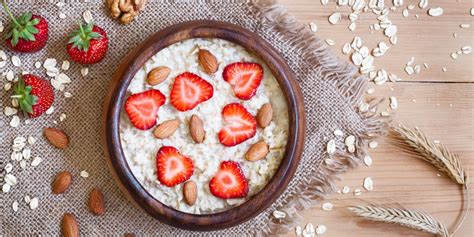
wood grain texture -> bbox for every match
[102,20,305,231]
[278,0,473,236]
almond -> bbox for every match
[43,127,69,149]
[256,103,273,128]
[189,115,205,143]
[198,49,218,74]
[88,188,105,216]
[147,66,170,86]
[61,213,79,237]
[183,181,197,206]
[52,171,72,194]
[245,141,269,161]
[153,119,180,139]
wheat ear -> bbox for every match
[390,124,470,235]
[348,205,449,237]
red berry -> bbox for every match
[124,89,166,130]
[4,14,49,53]
[156,146,194,187]
[223,62,263,100]
[209,161,249,199]
[13,74,54,118]
[66,23,108,64]
[170,72,214,111]
[218,103,257,146]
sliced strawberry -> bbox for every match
[156,146,194,187]
[170,72,213,111]
[209,161,249,199]
[124,89,165,130]
[223,62,263,100]
[218,103,257,146]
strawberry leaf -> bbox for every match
[13,77,38,114]
[68,22,101,52]
[4,11,41,46]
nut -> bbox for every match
[245,141,269,161]
[52,171,72,194]
[44,127,69,149]
[256,103,273,128]
[153,119,180,139]
[189,115,205,143]
[61,213,79,237]
[147,66,170,86]
[183,181,197,206]
[88,188,106,216]
[106,0,146,24]
[198,49,218,74]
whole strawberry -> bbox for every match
[12,74,54,118]
[66,22,108,64]
[1,1,49,53]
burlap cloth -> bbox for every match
[0,0,385,236]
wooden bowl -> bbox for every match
[102,20,305,231]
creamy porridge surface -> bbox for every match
[120,38,289,214]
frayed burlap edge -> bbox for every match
[247,1,388,235]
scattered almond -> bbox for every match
[198,49,218,74]
[61,213,79,237]
[183,181,197,206]
[153,119,179,139]
[147,66,170,86]
[256,103,273,128]
[43,127,69,149]
[189,115,205,143]
[88,188,105,216]
[52,171,72,194]
[245,141,269,161]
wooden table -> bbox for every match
[278,0,473,236]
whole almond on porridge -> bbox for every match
[44,127,69,149]
[189,115,205,143]
[153,119,180,139]
[88,188,106,215]
[147,66,170,86]
[52,171,72,194]
[198,49,218,74]
[257,103,273,128]
[183,181,197,206]
[245,141,269,161]
[61,213,79,237]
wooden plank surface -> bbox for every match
[277,0,474,236]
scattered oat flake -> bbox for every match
[328,12,342,24]
[12,201,19,212]
[60,113,67,122]
[342,185,350,194]
[316,225,327,235]
[62,60,70,70]
[418,0,428,9]
[363,177,374,191]
[6,70,14,81]
[428,7,443,17]
[59,13,66,19]
[81,67,89,76]
[366,88,375,94]
[364,155,373,166]
[322,202,333,211]
[295,226,302,236]
[304,223,315,235]
[309,22,318,32]
[345,135,355,146]
[45,106,55,115]
[404,66,414,75]
[402,9,409,17]
[390,96,398,110]
[31,157,42,167]
[461,46,472,54]
[83,10,93,24]
[3,183,11,193]
[28,135,36,145]
[326,139,336,155]
[5,163,13,173]
[10,115,20,127]
[451,53,458,59]
[354,189,362,195]
[273,210,286,219]
[334,129,343,136]
[325,39,335,46]
[471,8,474,16]
[442,67,447,72]
[369,141,378,149]
[5,174,18,186]
[460,23,470,28]
[29,197,39,209]
[80,170,90,178]
[12,55,21,67]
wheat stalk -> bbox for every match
[348,205,449,237]
[389,124,470,235]
[390,125,467,185]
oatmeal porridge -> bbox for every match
[120,38,289,214]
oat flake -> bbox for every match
[363,177,374,191]
[322,202,333,211]
[80,170,90,178]
[11,55,21,67]
[364,155,373,166]
[369,141,378,148]
[29,197,39,209]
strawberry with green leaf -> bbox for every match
[1,0,49,53]
[12,74,54,118]
[66,22,108,64]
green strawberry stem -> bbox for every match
[1,0,20,27]
[68,22,100,52]
[12,76,38,114]
[78,21,86,38]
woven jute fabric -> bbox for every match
[0,0,384,236]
